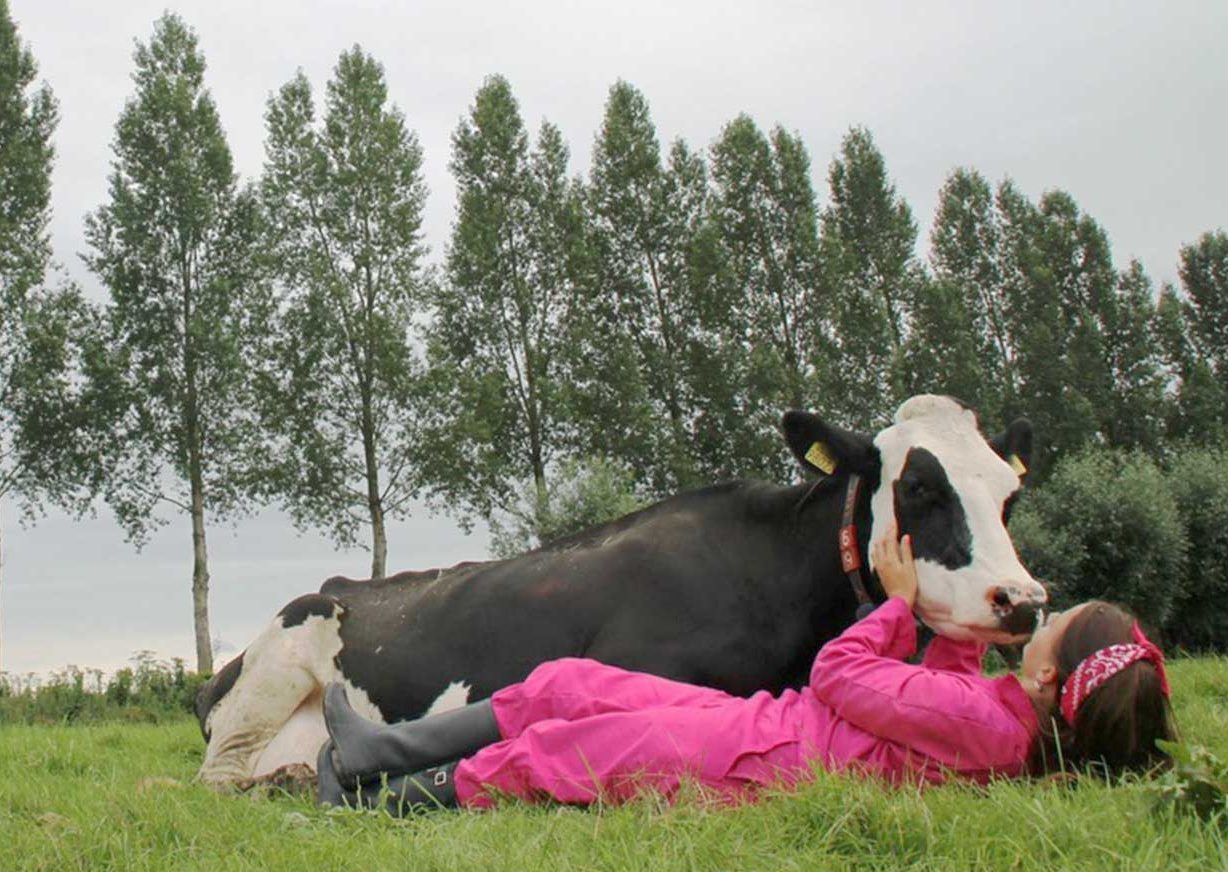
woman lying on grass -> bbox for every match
[316,524,1176,814]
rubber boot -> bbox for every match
[315,738,349,808]
[317,751,459,815]
[323,683,500,783]
[375,762,460,815]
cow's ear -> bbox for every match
[990,417,1034,479]
[781,411,878,478]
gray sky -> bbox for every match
[2,1,1226,677]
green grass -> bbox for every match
[2,658,1226,871]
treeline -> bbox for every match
[2,10,1226,672]
[0,652,205,723]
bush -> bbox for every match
[1165,446,1228,651]
[0,653,205,724]
[490,457,645,558]
[1012,448,1187,630]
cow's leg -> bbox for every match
[198,594,379,787]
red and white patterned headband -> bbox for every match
[1058,623,1170,726]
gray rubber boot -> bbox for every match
[323,683,500,783]
[318,756,460,815]
[315,738,350,808]
[373,762,460,815]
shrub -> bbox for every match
[1012,447,1187,630]
[0,653,205,724]
[490,457,645,558]
[1165,446,1228,651]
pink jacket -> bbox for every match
[455,597,1039,807]
[806,595,1038,784]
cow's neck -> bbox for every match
[795,472,883,640]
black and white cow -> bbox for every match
[196,395,1045,786]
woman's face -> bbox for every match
[1021,602,1092,678]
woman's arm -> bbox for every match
[808,530,1027,768]
[810,600,1026,767]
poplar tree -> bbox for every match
[1153,231,1228,442]
[420,75,587,534]
[1102,260,1166,450]
[1156,282,1227,441]
[996,186,1120,472]
[819,127,918,430]
[0,1,105,672]
[919,168,1012,420]
[583,81,709,493]
[708,115,826,480]
[0,0,55,669]
[899,275,986,413]
[2,0,110,527]
[259,48,427,578]
[84,14,265,672]
[1179,230,1228,383]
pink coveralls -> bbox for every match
[453,597,1039,808]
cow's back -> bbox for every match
[327,484,822,723]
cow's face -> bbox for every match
[784,395,1045,644]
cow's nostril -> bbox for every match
[991,588,1013,610]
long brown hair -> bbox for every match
[1030,601,1177,776]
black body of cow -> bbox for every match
[198,475,878,730]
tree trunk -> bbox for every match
[0,514,5,675]
[190,470,213,675]
[182,255,212,675]
[369,494,387,580]
[361,410,386,579]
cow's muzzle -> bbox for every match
[988,583,1048,639]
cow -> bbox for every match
[196,394,1045,787]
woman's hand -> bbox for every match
[872,523,918,609]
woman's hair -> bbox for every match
[1030,600,1177,777]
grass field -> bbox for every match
[1,658,1226,871]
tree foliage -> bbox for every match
[819,127,919,430]
[419,75,588,533]
[1168,230,1228,439]
[0,0,54,308]
[0,1,108,671]
[3,42,1224,638]
[0,0,58,510]
[488,457,643,559]
[707,116,827,482]
[259,47,428,578]
[83,13,266,672]
[577,82,715,493]
[909,169,1008,419]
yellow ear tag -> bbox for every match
[805,441,838,475]
[1008,454,1027,476]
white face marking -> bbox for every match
[424,680,472,716]
[868,395,1045,642]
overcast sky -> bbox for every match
[2,1,1225,677]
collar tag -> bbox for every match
[839,524,862,573]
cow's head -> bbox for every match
[784,394,1045,644]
